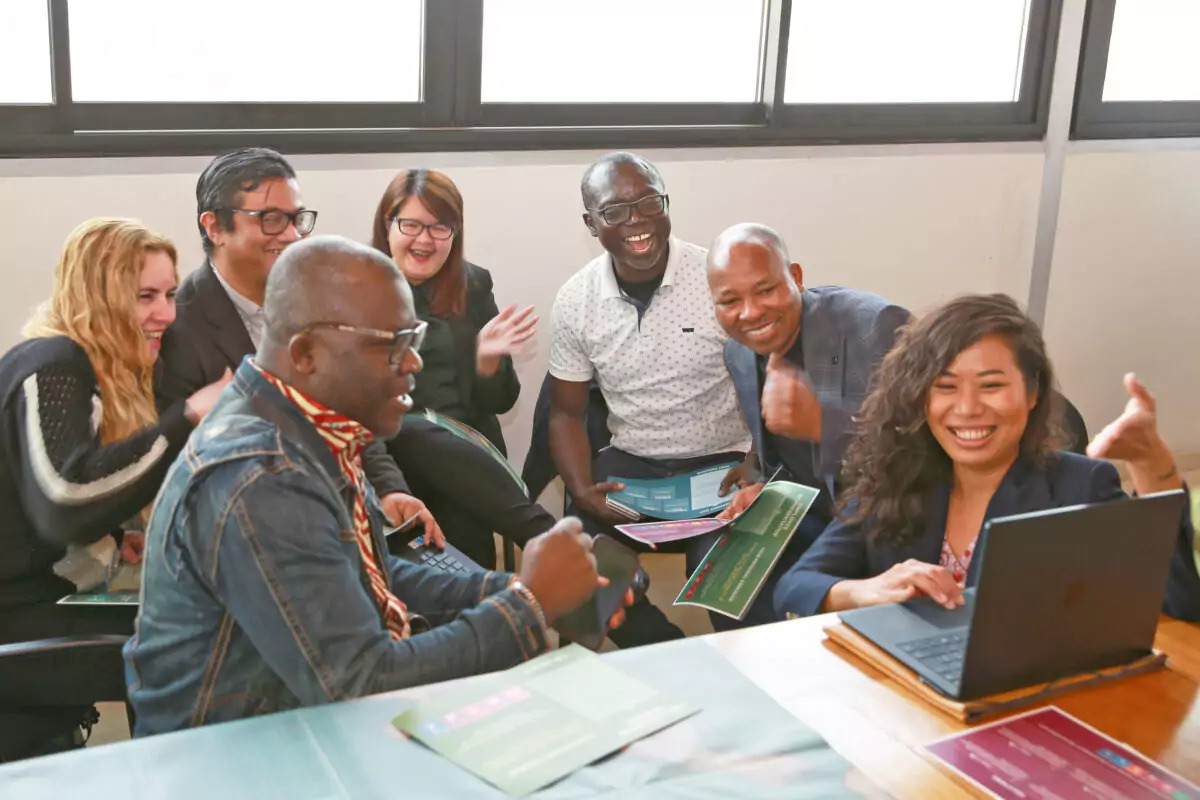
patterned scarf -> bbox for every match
[253,363,411,640]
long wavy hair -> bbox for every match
[838,293,1066,545]
[370,168,466,319]
[24,219,178,444]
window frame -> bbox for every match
[0,0,1062,158]
[1072,0,1200,140]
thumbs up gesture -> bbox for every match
[761,352,822,442]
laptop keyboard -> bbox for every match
[414,546,471,574]
[896,631,968,680]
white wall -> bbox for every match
[1046,147,1200,455]
[0,144,1046,475]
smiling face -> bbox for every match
[709,240,804,355]
[135,249,178,364]
[583,160,671,276]
[925,334,1038,476]
[204,177,308,295]
[386,195,454,285]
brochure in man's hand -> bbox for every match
[614,465,785,547]
[675,481,820,619]
[604,461,740,521]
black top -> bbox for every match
[408,262,521,455]
[614,268,664,318]
[410,283,467,421]
[0,336,193,620]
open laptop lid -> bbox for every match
[958,489,1186,699]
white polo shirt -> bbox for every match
[550,237,750,460]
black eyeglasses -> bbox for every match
[227,208,318,236]
[302,320,428,365]
[390,217,456,240]
[589,194,669,226]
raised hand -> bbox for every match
[476,304,538,377]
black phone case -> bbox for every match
[554,535,640,651]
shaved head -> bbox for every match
[580,151,664,208]
[706,223,805,356]
[262,235,408,351]
[707,223,791,277]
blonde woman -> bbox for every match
[0,219,227,759]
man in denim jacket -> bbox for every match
[125,236,613,735]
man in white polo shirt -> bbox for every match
[549,152,750,646]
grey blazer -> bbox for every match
[725,285,910,494]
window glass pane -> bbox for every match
[68,0,422,102]
[1103,0,1200,102]
[0,1,53,104]
[785,0,1031,104]
[481,0,763,103]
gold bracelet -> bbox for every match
[510,579,548,634]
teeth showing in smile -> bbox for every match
[145,331,163,340]
[411,249,433,257]
[743,321,776,338]
[951,427,994,441]
[624,233,651,242]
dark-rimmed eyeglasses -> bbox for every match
[588,194,669,226]
[227,208,318,236]
[301,320,427,365]
[390,217,456,240]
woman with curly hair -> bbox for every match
[773,293,1200,622]
[0,219,228,759]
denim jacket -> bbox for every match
[125,359,548,736]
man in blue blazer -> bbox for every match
[698,223,910,628]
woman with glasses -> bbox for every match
[0,219,229,760]
[370,169,555,569]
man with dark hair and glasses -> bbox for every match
[127,235,628,734]
[547,152,751,646]
[158,147,443,544]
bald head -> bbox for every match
[580,151,664,208]
[262,234,408,349]
[707,223,791,277]
[706,223,804,355]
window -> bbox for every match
[67,0,422,103]
[480,0,764,103]
[1074,0,1200,139]
[784,0,1032,104]
[0,0,1062,157]
[0,1,53,104]
[1102,0,1200,102]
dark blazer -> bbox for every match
[774,452,1200,622]
[433,263,521,455]
[157,262,408,496]
[725,285,910,495]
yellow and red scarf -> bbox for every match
[253,363,411,640]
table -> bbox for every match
[2,613,1196,799]
[709,613,1200,799]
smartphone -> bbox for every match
[554,534,640,651]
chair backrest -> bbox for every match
[0,634,129,707]
[1056,391,1088,456]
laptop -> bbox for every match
[839,490,1186,700]
[386,522,481,573]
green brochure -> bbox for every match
[392,645,697,798]
[675,481,820,619]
